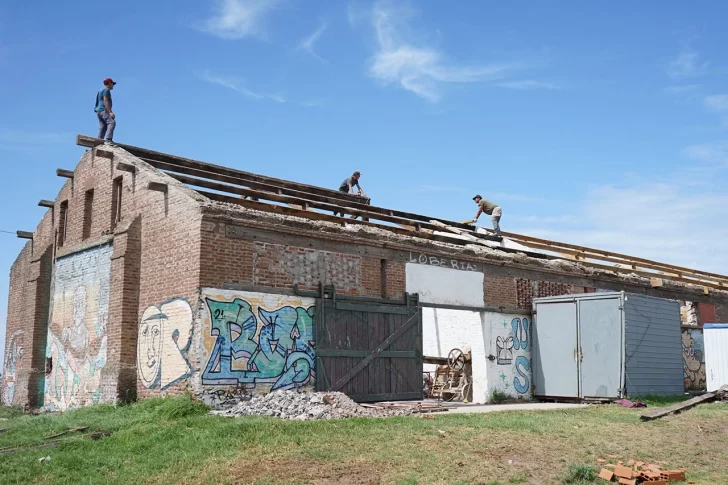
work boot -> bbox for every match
[104,140,117,147]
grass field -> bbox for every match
[1,395,726,484]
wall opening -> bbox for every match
[82,189,94,240]
[111,176,123,230]
[58,200,68,247]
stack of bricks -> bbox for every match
[597,457,687,484]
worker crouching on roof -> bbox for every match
[335,171,367,218]
[469,194,502,236]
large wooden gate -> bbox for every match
[315,289,422,402]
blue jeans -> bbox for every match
[97,111,116,141]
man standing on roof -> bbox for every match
[469,194,502,237]
[95,78,117,145]
[335,171,367,217]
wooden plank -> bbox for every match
[38,200,55,208]
[639,389,724,421]
[335,302,411,314]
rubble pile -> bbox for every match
[209,390,414,420]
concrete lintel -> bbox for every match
[116,162,137,173]
[38,200,55,208]
[16,231,34,239]
[147,181,168,193]
[56,168,74,178]
[95,148,114,160]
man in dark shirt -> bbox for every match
[469,194,502,236]
[95,78,117,145]
[335,171,366,217]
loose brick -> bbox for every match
[618,479,636,485]
[614,465,633,479]
[598,468,614,481]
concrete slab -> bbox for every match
[440,402,587,414]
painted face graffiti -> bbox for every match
[2,330,24,406]
[137,299,193,390]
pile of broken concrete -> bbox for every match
[209,390,413,420]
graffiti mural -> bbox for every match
[201,290,316,395]
[682,328,706,390]
[45,244,112,411]
[490,316,532,399]
[2,330,24,406]
[138,299,194,390]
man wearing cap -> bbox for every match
[335,171,366,217]
[95,78,117,144]
[469,195,502,236]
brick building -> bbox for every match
[3,139,727,409]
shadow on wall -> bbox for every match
[200,290,316,405]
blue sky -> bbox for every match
[1,0,728,357]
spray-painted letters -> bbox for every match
[201,290,316,395]
[45,244,111,411]
[491,317,532,398]
[138,299,194,390]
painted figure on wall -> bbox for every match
[2,330,24,406]
[201,292,316,394]
[45,244,112,411]
[682,329,706,390]
[137,298,194,390]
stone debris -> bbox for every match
[208,390,414,420]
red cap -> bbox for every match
[103,78,117,86]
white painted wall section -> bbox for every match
[405,263,484,307]
[704,324,728,392]
[484,313,533,400]
[421,308,489,403]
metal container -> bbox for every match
[703,323,728,392]
[532,291,683,399]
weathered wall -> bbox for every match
[405,263,484,307]
[682,327,706,390]
[45,244,112,411]
[196,289,316,406]
[485,314,532,400]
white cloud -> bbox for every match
[496,80,560,90]
[297,21,327,63]
[705,94,728,113]
[683,142,728,166]
[197,0,283,40]
[367,1,525,102]
[196,70,285,103]
[511,183,728,274]
[667,47,709,79]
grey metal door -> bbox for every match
[533,301,579,398]
[578,297,623,399]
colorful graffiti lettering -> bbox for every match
[137,299,194,390]
[491,316,532,399]
[682,328,706,390]
[2,330,24,406]
[45,245,111,411]
[513,356,531,394]
[201,291,316,394]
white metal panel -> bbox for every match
[533,301,579,398]
[704,324,728,392]
[578,297,623,399]
[405,263,484,306]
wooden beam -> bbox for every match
[16,231,33,239]
[56,169,74,178]
[147,181,168,193]
[640,387,726,420]
[38,200,55,208]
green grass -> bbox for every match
[0,397,727,484]
[562,464,597,483]
[491,389,510,404]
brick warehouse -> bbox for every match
[3,136,728,410]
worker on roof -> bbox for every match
[94,77,117,145]
[335,171,367,218]
[469,194,502,237]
